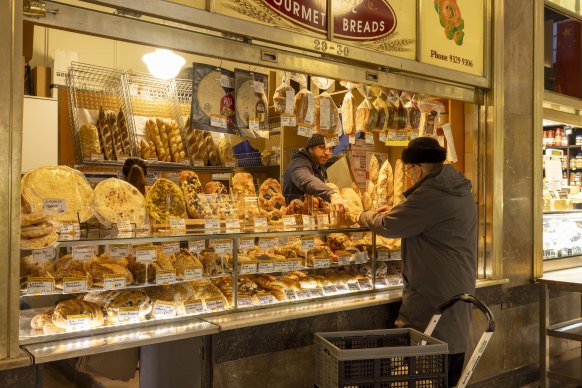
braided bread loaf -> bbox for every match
[109,112,125,159]
[117,110,132,156]
[98,107,114,160]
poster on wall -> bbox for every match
[213,0,416,60]
[419,0,484,76]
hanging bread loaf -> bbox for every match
[314,92,340,137]
[117,110,132,156]
[341,90,357,136]
[97,107,114,160]
[109,112,125,159]
[375,160,394,210]
[393,159,405,206]
[356,98,378,133]
[373,96,389,132]
[79,124,102,160]
[294,88,315,126]
[273,82,294,114]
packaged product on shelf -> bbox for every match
[191,64,236,132]
[401,92,421,130]
[294,88,315,127]
[273,80,295,114]
[373,92,389,132]
[145,178,186,224]
[314,92,341,138]
[355,97,378,133]
[373,159,395,211]
[234,69,269,135]
[387,90,406,131]
[341,88,357,136]
[90,178,147,229]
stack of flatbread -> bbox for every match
[90,178,147,228]
[20,211,58,249]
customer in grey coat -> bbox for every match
[357,137,477,388]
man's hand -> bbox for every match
[375,205,391,214]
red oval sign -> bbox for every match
[263,0,397,40]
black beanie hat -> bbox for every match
[401,137,446,164]
[306,133,326,149]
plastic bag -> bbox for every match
[273,80,295,114]
[314,92,341,137]
[341,89,357,136]
[294,88,315,127]
[355,98,378,133]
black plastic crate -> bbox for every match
[315,329,448,388]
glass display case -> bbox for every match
[542,211,582,260]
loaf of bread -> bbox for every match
[373,96,389,131]
[369,154,380,184]
[146,119,167,161]
[393,159,405,206]
[340,187,363,225]
[294,88,315,126]
[218,136,235,165]
[375,159,394,210]
[97,107,114,160]
[314,92,340,137]
[172,249,203,279]
[232,173,256,197]
[356,98,378,133]
[109,112,125,159]
[140,139,153,159]
[79,124,102,160]
[258,178,285,212]
[156,118,172,162]
[341,90,356,135]
[273,82,294,114]
[117,110,132,156]
[52,299,105,329]
[165,119,186,162]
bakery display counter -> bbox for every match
[543,211,582,260]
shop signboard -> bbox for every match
[419,0,484,76]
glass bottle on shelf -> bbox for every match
[555,128,562,147]
[576,153,582,169]
[547,129,555,146]
[562,129,569,146]
[571,155,577,169]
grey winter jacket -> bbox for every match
[359,164,477,354]
[282,148,334,205]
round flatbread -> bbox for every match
[20,231,58,250]
[21,221,53,239]
[145,178,186,223]
[21,166,93,222]
[197,70,226,117]
[91,178,147,228]
[236,80,260,127]
[21,211,48,227]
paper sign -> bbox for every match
[254,218,268,228]
[72,246,93,261]
[109,244,129,258]
[365,133,374,144]
[258,238,275,250]
[184,299,205,315]
[317,214,329,226]
[65,314,91,332]
[281,114,297,127]
[284,289,297,301]
[313,258,331,268]
[273,261,287,272]
[375,278,389,287]
[249,120,260,130]
[310,288,325,298]
[288,260,302,271]
[336,284,349,293]
[32,248,55,262]
[205,217,221,230]
[205,298,225,311]
[27,277,54,295]
[338,255,351,265]
[183,266,204,280]
[156,270,176,285]
[323,285,338,295]
[118,307,140,323]
[239,238,255,251]
[258,261,274,273]
[169,217,186,230]
[297,125,314,138]
[239,261,258,274]
[211,114,228,129]
[63,277,87,293]
[153,301,176,319]
[282,216,297,226]
[301,238,315,251]
[348,282,361,292]
[390,251,402,261]
[135,248,156,262]
[114,220,132,232]
[302,215,314,226]
[161,241,180,255]
[377,251,390,261]
[258,294,277,305]
[285,90,295,114]
[59,223,80,234]
[103,274,126,290]
[188,240,206,254]
[358,279,372,290]
[43,198,66,214]
[220,74,234,88]
[226,218,241,229]
[324,136,339,148]
[214,239,233,254]
[237,297,255,307]
[379,132,387,142]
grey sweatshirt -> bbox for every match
[282,148,334,205]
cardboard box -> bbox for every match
[23,22,34,63]
[32,66,51,97]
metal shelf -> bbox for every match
[547,318,582,341]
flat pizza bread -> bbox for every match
[197,70,226,117]
[91,178,147,228]
[145,178,186,223]
[21,166,93,222]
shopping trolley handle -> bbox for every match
[438,294,495,333]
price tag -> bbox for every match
[314,258,331,268]
[358,279,372,290]
[214,239,233,255]
[297,125,313,138]
[63,277,88,294]
[379,132,387,143]
[153,301,176,319]
[156,270,176,285]
[348,282,361,292]
[65,314,91,332]
[323,285,338,295]
[239,261,257,274]
[273,261,287,272]
[147,157,159,163]
[390,251,401,261]
[180,159,190,166]
[43,198,66,214]
[103,274,126,290]
[184,299,205,315]
[169,217,186,230]
[281,114,297,127]
[210,114,228,129]
[220,74,234,88]
[297,290,312,299]
[205,217,221,230]
[351,232,363,240]
[349,134,356,144]
[183,266,204,280]
[59,222,80,235]
[375,278,389,288]
[205,298,225,311]
[109,244,129,258]
[258,261,274,273]
[324,136,339,148]
[192,159,205,167]
[239,238,255,251]
[365,133,375,144]
[285,90,295,114]
[225,218,241,229]
[319,99,331,129]
[258,294,277,305]
[32,248,55,262]
[287,235,301,245]
[254,81,265,94]
[258,238,275,250]
[335,284,349,293]
[161,241,180,255]
[188,240,205,254]
[27,277,54,295]
[118,307,140,323]
[237,297,255,308]
[254,218,268,228]
[301,238,315,251]
[310,288,325,298]
[377,250,390,261]
[282,215,297,226]
[114,220,133,232]
[225,161,236,168]
[317,214,329,226]
[249,120,260,130]
[338,255,351,265]
[284,289,297,301]
[135,247,157,262]
[90,154,104,162]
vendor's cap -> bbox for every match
[402,137,446,164]
[306,133,327,149]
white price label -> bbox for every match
[103,274,126,290]
[184,299,205,315]
[239,238,255,251]
[27,277,54,295]
[237,297,255,308]
[153,301,176,319]
[210,114,228,129]
[192,159,205,167]
[135,248,156,262]
[118,307,140,323]
[301,238,315,251]
[335,284,349,293]
[180,159,190,166]
[314,258,331,268]
[305,95,315,124]
[205,298,225,311]
[390,251,401,261]
[59,223,80,235]
[297,290,312,299]
[287,235,301,244]
[282,216,297,226]
[114,220,132,232]
[324,136,339,148]
[161,242,180,255]
[188,240,205,254]
[109,244,129,258]
[323,285,338,295]
[338,255,351,265]
[358,279,372,290]
[317,214,329,226]
[365,133,374,144]
[351,232,363,240]
[348,282,361,292]
[310,288,325,298]
[147,157,159,163]
[375,278,389,287]
[297,125,313,138]
[72,246,95,261]
[349,134,356,144]
[258,261,274,273]
[284,289,297,301]
[302,215,313,226]
[254,81,265,94]
[90,154,104,161]
[377,251,390,261]
[183,266,204,280]
[249,120,260,130]
[273,261,287,272]
[214,240,233,254]
[288,260,302,271]
[65,314,91,332]
[258,294,277,305]
[319,99,331,129]
[220,74,234,88]
[63,277,88,294]
[169,217,186,230]
[379,132,387,143]
[32,248,55,262]
[239,261,257,274]
[205,217,221,230]
[281,114,297,127]
[59,233,81,242]
[156,270,176,285]
[226,218,241,229]
[43,198,66,214]
[285,90,295,114]
[258,238,275,250]
[254,218,268,228]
